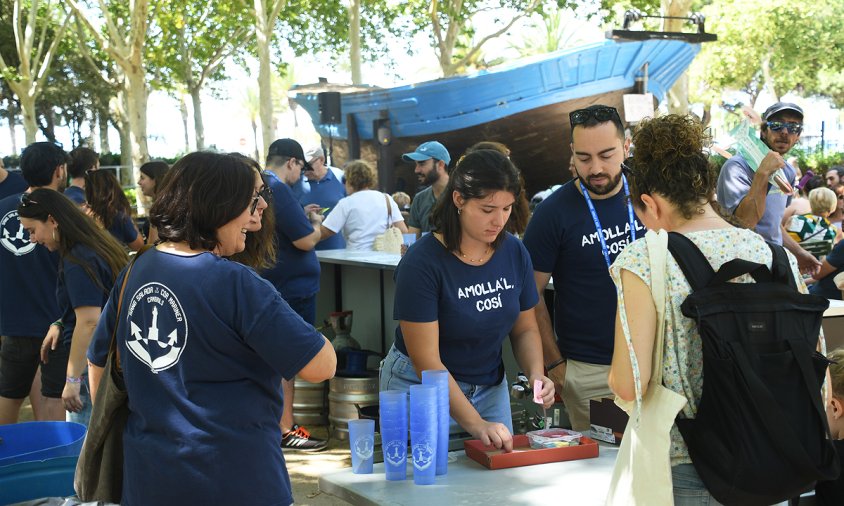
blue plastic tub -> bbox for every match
[0,421,87,505]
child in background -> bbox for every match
[786,187,842,257]
[817,348,844,504]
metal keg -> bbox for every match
[292,377,327,426]
[328,374,379,440]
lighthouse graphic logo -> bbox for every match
[126,282,188,373]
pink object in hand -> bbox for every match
[533,380,543,404]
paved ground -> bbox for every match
[19,401,353,505]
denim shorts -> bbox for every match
[672,464,788,506]
[379,345,512,434]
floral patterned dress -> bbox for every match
[610,227,809,466]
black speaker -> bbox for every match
[318,92,342,125]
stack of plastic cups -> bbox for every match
[421,369,449,476]
[379,390,408,481]
[409,384,437,485]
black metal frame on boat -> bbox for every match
[607,9,718,43]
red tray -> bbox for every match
[464,434,599,470]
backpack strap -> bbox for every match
[767,242,799,290]
[667,232,716,290]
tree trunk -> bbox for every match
[98,110,110,153]
[179,95,190,153]
[7,108,18,155]
[662,0,693,114]
[18,92,37,145]
[189,86,205,150]
[255,0,276,156]
[124,68,149,169]
[348,0,362,84]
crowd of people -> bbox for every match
[0,100,842,504]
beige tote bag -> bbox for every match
[606,229,688,506]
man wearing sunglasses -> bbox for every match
[523,105,645,432]
[260,138,327,451]
[0,142,67,424]
[716,102,820,275]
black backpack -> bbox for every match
[667,232,840,506]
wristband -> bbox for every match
[66,376,83,384]
[545,358,566,372]
[51,320,64,328]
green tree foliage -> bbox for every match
[148,1,252,150]
[691,0,844,107]
[405,0,545,77]
[0,0,71,144]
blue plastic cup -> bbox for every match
[348,419,375,474]
[379,390,408,481]
[409,384,437,485]
[421,369,450,476]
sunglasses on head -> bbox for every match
[250,185,273,215]
[570,106,621,127]
[19,192,37,207]
[766,121,802,135]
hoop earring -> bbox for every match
[457,208,462,215]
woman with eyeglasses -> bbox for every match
[381,150,554,451]
[319,159,408,250]
[84,169,145,251]
[229,154,276,270]
[17,189,129,425]
[85,151,335,506]
[607,115,809,501]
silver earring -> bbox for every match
[457,208,462,215]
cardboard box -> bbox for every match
[589,397,629,445]
[463,434,599,470]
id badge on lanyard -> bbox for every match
[581,175,637,268]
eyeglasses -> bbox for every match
[250,185,272,215]
[19,193,37,207]
[766,121,803,135]
[620,158,638,179]
[570,106,621,127]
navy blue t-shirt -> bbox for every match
[260,171,320,299]
[810,241,844,299]
[106,212,139,246]
[64,185,85,205]
[57,244,114,345]
[0,171,28,200]
[0,192,60,337]
[88,249,325,506]
[522,181,645,365]
[298,171,346,250]
[393,233,539,385]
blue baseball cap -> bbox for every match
[402,141,451,165]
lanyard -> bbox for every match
[581,175,637,267]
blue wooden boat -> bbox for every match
[290,38,701,196]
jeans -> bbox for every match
[65,373,92,427]
[379,345,512,434]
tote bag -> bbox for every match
[606,230,688,506]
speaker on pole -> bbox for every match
[318,92,342,125]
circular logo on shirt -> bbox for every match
[0,210,36,256]
[126,282,188,372]
[384,440,406,466]
[353,434,374,460]
[412,441,435,470]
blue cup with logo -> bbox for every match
[379,390,408,481]
[348,419,375,474]
[422,370,450,476]
[409,384,437,485]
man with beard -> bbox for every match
[523,105,644,432]
[717,102,820,274]
[402,141,451,236]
